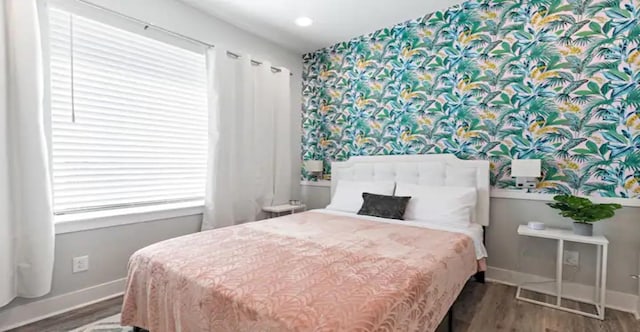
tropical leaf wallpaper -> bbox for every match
[301,0,640,198]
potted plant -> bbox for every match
[546,195,621,236]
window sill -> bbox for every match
[54,200,204,234]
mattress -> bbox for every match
[121,211,478,332]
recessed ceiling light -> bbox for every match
[295,17,313,27]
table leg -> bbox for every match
[600,244,608,319]
[595,245,602,303]
[556,239,564,306]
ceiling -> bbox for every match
[180,0,466,54]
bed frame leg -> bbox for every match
[474,271,485,283]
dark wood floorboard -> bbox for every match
[453,282,640,332]
[6,296,123,332]
[8,282,640,332]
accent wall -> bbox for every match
[301,0,640,198]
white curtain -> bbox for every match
[272,63,292,205]
[0,0,55,307]
[202,48,291,230]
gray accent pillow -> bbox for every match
[357,192,411,220]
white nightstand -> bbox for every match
[516,225,608,320]
[262,204,307,218]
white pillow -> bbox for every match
[326,180,395,213]
[394,183,477,226]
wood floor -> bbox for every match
[8,282,640,332]
[454,282,639,332]
[6,296,123,332]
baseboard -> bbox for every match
[0,278,126,331]
[486,266,639,317]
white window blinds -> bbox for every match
[49,8,208,214]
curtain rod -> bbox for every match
[75,0,291,75]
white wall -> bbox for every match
[0,0,303,328]
[9,215,202,303]
[301,184,332,209]
[489,198,640,293]
[0,215,203,330]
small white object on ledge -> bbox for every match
[527,221,545,230]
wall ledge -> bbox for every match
[300,182,640,208]
[300,180,331,187]
[491,189,640,208]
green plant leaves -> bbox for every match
[301,0,640,199]
[547,195,622,223]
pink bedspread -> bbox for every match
[121,211,477,332]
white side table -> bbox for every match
[262,204,307,218]
[516,225,608,320]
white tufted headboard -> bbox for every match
[331,154,490,226]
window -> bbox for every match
[49,8,208,214]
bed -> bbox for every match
[121,154,490,332]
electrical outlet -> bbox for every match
[72,255,89,273]
[563,250,579,266]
